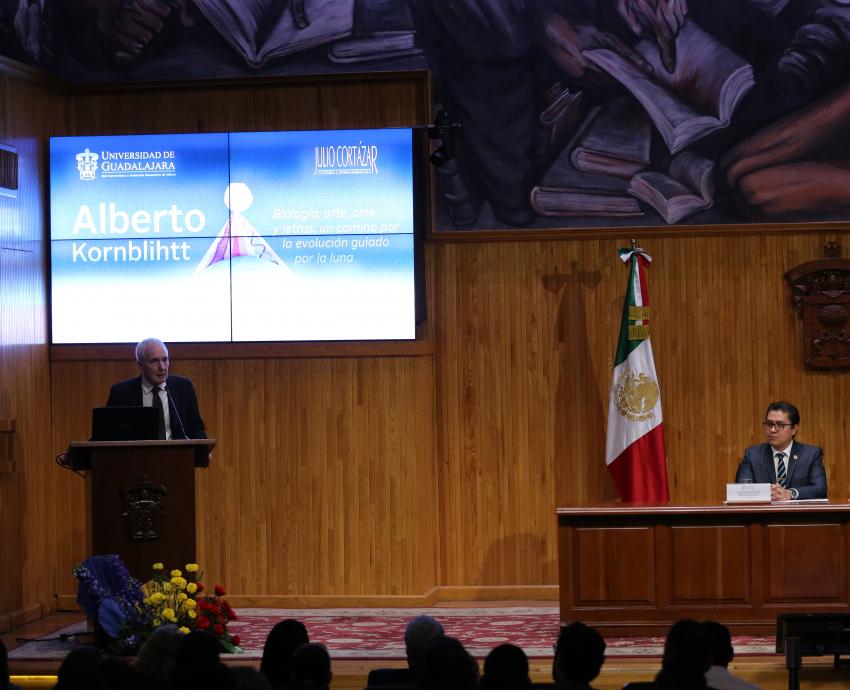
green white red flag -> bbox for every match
[605,247,669,502]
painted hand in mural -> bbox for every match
[728,161,850,217]
[541,10,652,83]
[617,0,687,72]
[723,83,850,217]
[105,0,181,66]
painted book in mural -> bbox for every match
[584,20,755,154]
[195,0,355,68]
[533,83,584,167]
[529,106,643,218]
[570,98,651,178]
[628,152,715,224]
[328,0,422,63]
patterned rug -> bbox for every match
[9,607,777,660]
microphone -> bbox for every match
[164,385,189,439]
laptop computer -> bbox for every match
[91,406,159,441]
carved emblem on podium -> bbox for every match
[786,242,850,370]
[122,474,167,541]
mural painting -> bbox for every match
[3,0,850,232]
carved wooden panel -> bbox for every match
[765,524,845,602]
[574,527,655,606]
[786,249,850,370]
[669,525,750,604]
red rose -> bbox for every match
[196,583,205,593]
[213,624,224,635]
[197,616,210,629]
[232,635,241,646]
[214,585,226,597]
[227,609,237,621]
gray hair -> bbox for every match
[134,624,185,681]
[135,338,168,362]
[405,615,445,671]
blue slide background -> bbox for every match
[50,129,416,344]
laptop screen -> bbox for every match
[91,406,159,441]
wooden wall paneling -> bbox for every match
[52,354,437,601]
[0,415,22,630]
[434,233,850,590]
[44,73,440,605]
[67,74,429,135]
[34,68,850,602]
[0,66,57,623]
[50,360,134,598]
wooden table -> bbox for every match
[557,502,850,635]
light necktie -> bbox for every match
[776,452,787,488]
[152,386,166,440]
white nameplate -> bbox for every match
[726,483,771,503]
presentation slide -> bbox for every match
[49,129,416,344]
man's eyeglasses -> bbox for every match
[762,421,793,431]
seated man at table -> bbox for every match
[106,337,206,440]
[735,401,826,501]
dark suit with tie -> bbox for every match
[735,441,826,499]
[106,374,207,439]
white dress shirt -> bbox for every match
[772,440,797,498]
[706,665,762,690]
[141,380,172,440]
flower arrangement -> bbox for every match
[74,555,241,654]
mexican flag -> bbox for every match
[605,247,669,502]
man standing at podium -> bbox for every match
[106,337,207,440]
[735,401,826,500]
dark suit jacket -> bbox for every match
[365,667,414,687]
[735,441,826,499]
[106,374,207,439]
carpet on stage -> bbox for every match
[9,607,777,661]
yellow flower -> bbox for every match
[177,592,188,602]
[186,583,197,594]
[171,576,187,589]
[178,627,190,634]
[163,583,172,592]
[150,592,165,604]
[153,619,161,626]
[170,569,182,578]
[143,597,151,605]
[183,598,196,610]
[162,608,175,620]
[152,563,164,570]
[185,563,199,573]
[187,610,197,619]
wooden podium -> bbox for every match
[68,439,215,580]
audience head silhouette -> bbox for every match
[656,619,712,690]
[480,643,531,690]
[0,639,9,688]
[418,635,479,690]
[230,665,273,690]
[553,621,606,688]
[260,618,310,684]
[134,623,185,682]
[702,620,734,667]
[174,630,221,669]
[405,615,445,674]
[54,646,106,690]
[171,661,237,690]
[292,642,332,690]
